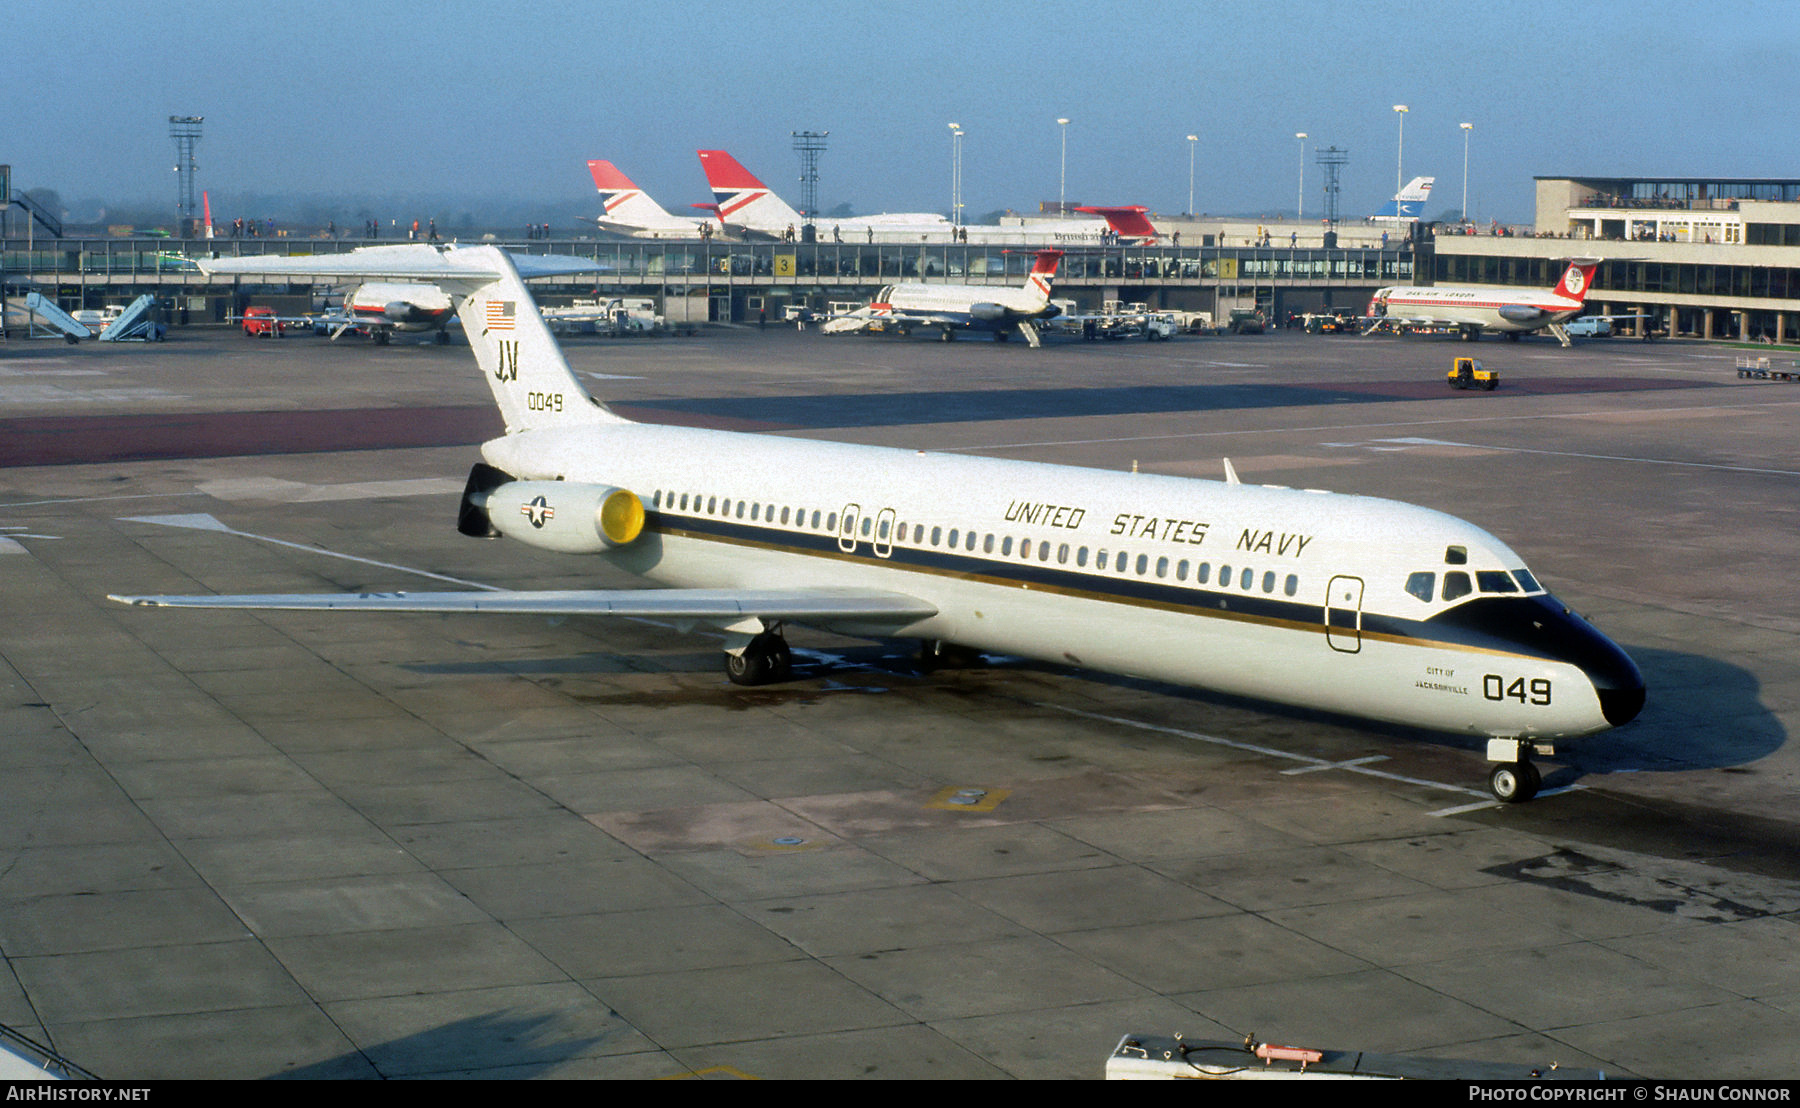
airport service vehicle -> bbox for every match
[588,160,718,239]
[1365,259,1600,344]
[241,306,284,337]
[821,250,1063,346]
[1106,1033,1603,1081]
[113,245,1644,804]
[696,150,1158,245]
[1562,316,1612,338]
[1227,309,1266,334]
[1448,357,1499,391]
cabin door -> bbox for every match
[1325,575,1364,653]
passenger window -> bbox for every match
[680,493,690,511]
[1096,548,1108,569]
[1058,543,1069,564]
[1117,552,1131,574]
[1262,571,1275,593]
[780,506,790,524]
[1445,545,1468,565]
[1405,572,1435,602]
[948,529,959,547]
[1038,542,1050,562]
[1197,563,1211,584]
[1077,546,1088,567]
[1001,536,1013,556]
[826,512,837,530]
[1239,567,1253,589]
[1021,538,1033,560]
[1284,574,1298,597]
[750,503,760,521]
[1177,559,1189,581]
[878,519,890,540]
[984,533,995,554]
[1477,570,1518,593]
[708,496,718,514]
[965,532,977,551]
[1156,556,1169,578]
[1218,563,1230,586]
[1135,554,1148,575]
[737,502,746,519]
[931,526,941,546]
[860,516,871,536]
[811,510,821,529]
[1442,572,1473,601]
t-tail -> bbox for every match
[452,247,626,434]
[696,149,804,231]
[1554,258,1601,304]
[1024,249,1064,306]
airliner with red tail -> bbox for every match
[820,249,1064,346]
[1365,258,1602,344]
[696,150,1156,244]
[588,160,719,239]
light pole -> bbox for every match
[948,122,962,229]
[1460,122,1473,223]
[1057,118,1070,213]
[1186,134,1197,216]
[1295,132,1307,224]
[1392,105,1408,198]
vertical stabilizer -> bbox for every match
[1024,250,1064,307]
[588,160,695,230]
[696,150,804,232]
[1555,258,1600,304]
[449,246,626,433]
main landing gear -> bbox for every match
[724,628,792,686]
[1485,738,1547,803]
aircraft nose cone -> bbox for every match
[1598,683,1646,726]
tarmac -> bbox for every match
[1,319,1798,1079]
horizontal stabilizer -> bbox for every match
[198,245,607,289]
[108,586,939,623]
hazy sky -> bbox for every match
[13,0,1799,225]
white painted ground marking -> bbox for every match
[117,513,500,590]
[1281,755,1389,775]
[1369,437,1800,478]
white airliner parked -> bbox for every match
[820,249,1064,346]
[1366,258,1601,344]
[113,245,1643,803]
[588,160,718,239]
[696,150,1157,245]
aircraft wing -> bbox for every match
[107,586,938,624]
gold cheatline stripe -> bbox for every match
[651,521,1540,663]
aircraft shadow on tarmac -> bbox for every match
[619,377,1719,431]
[276,1009,612,1080]
[404,639,1782,787]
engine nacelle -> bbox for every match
[483,480,645,553]
[969,302,1007,322]
[1497,304,1547,324]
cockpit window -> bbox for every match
[1476,570,1519,594]
[1405,571,1436,602]
[1512,569,1541,593]
[1442,571,1472,601]
[1444,546,1468,565]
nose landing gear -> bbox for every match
[1486,738,1548,803]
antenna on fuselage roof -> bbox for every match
[1222,458,1241,485]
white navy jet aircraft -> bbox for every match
[112,245,1644,803]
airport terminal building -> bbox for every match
[1433,175,1800,342]
[9,173,1800,341]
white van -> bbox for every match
[1564,316,1612,338]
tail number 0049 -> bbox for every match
[526,392,564,412]
[1484,674,1550,705]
